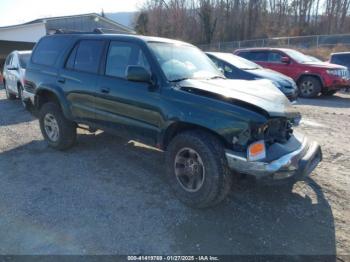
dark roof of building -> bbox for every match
[24,13,134,33]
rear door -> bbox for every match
[94,40,162,145]
[58,39,106,123]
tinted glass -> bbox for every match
[249,51,268,62]
[65,44,78,70]
[32,37,70,66]
[331,54,350,68]
[105,41,150,78]
[73,40,105,73]
[268,52,283,63]
[19,53,31,68]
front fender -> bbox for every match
[162,88,268,146]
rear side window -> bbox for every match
[239,51,268,62]
[249,51,268,62]
[32,37,70,66]
[66,40,105,73]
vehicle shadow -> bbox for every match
[0,97,36,126]
[0,132,336,256]
[297,93,350,108]
[172,177,336,256]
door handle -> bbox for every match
[57,77,66,84]
[101,87,110,94]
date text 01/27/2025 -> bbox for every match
[127,255,220,261]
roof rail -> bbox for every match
[52,28,134,35]
[94,28,135,34]
[53,29,103,35]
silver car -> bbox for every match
[2,50,31,106]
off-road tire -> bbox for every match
[321,90,337,96]
[4,82,16,100]
[39,102,76,150]
[165,130,232,208]
[298,76,322,98]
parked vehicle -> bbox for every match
[206,52,298,101]
[2,50,32,106]
[234,48,350,97]
[329,52,350,70]
[24,33,322,208]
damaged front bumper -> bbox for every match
[225,133,322,182]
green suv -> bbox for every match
[23,33,322,208]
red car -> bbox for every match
[234,48,350,98]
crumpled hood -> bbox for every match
[178,78,300,118]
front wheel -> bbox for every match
[39,102,77,150]
[298,76,322,98]
[165,131,232,208]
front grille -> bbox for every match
[340,69,349,78]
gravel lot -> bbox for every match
[0,84,349,256]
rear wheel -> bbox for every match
[4,81,16,100]
[165,130,232,208]
[39,102,77,150]
[298,76,322,98]
[321,90,337,96]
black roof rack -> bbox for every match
[53,28,133,35]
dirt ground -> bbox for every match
[0,84,349,257]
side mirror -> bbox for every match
[126,66,151,83]
[281,57,290,64]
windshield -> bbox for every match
[19,53,31,68]
[211,53,261,70]
[148,42,223,81]
[282,49,315,63]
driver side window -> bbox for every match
[105,41,150,79]
[268,52,283,63]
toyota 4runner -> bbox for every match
[23,33,322,208]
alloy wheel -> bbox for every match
[300,80,314,96]
[174,147,205,192]
[44,113,60,142]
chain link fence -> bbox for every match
[198,33,350,52]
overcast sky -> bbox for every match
[0,0,145,26]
